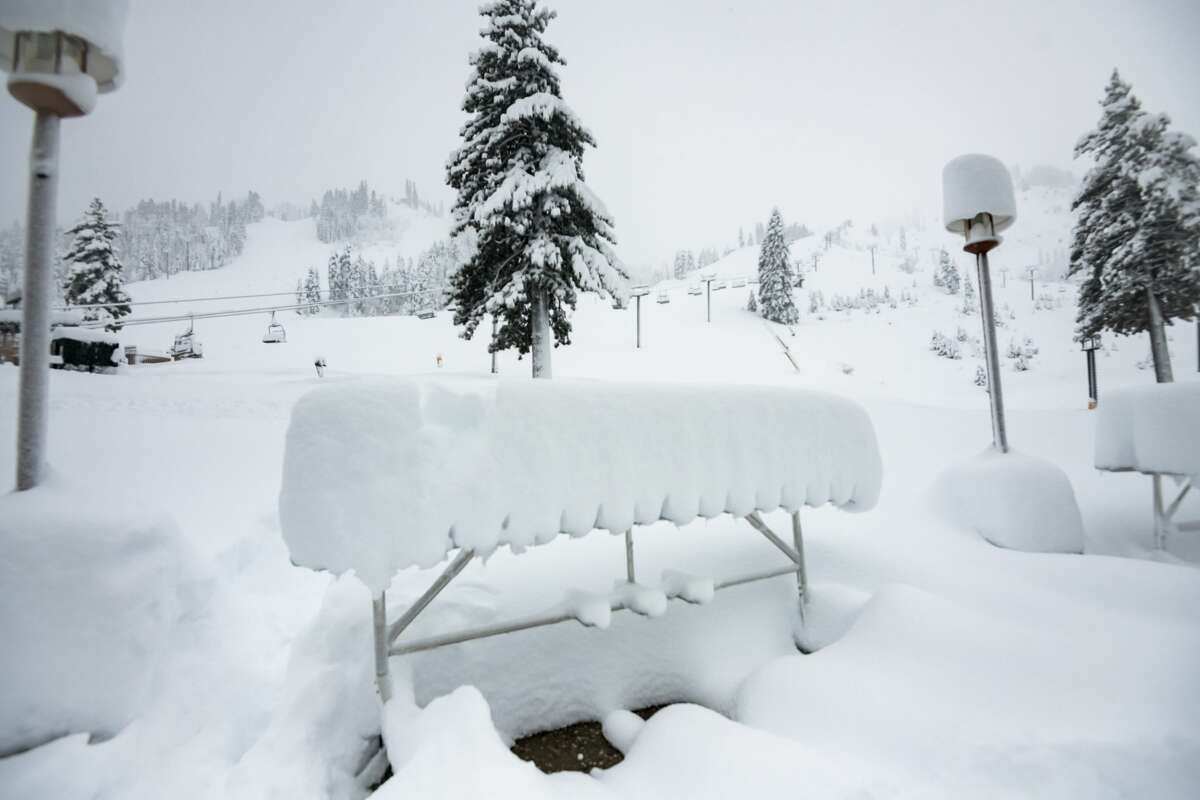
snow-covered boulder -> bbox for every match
[1095,382,1200,479]
[279,376,882,592]
[0,481,184,756]
[931,449,1084,553]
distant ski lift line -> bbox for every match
[55,285,437,312]
[77,288,441,329]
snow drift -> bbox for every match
[932,448,1085,553]
[279,376,882,592]
[0,480,184,756]
[1095,381,1200,479]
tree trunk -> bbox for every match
[531,289,552,379]
[1146,288,1174,383]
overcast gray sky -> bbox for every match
[1,0,1197,265]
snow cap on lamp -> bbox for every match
[0,0,128,116]
[943,154,1016,254]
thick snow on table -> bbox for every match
[279,376,881,591]
[1095,382,1200,479]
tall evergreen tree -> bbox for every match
[303,267,323,315]
[62,198,131,328]
[446,0,626,378]
[756,208,798,324]
[1071,70,1200,382]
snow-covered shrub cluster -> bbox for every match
[1032,292,1060,311]
[829,288,889,313]
[1006,337,1038,370]
[973,365,988,388]
[929,330,962,359]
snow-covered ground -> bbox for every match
[2,193,1199,798]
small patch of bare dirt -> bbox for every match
[510,705,666,774]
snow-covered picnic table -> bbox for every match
[278,376,882,701]
[1095,381,1200,546]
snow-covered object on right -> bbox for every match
[943,154,1017,235]
[1095,382,1200,479]
[0,480,185,756]
[931,449,1084,553]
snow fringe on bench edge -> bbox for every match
[279,376,882,592]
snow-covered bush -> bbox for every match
[929,331,961,359]
[1013,355,1030,371]
[1022,336,1039,357]
[974,365,988,388]
[746,290,757,312]
[955,326,969,342]
[0,482,189,756]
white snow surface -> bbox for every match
[942,153,1017,233]
[0,479,186,757]
[1095,381,1200,479]
[279,376,882,592]
[931,448,1085,553]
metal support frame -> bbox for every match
[372,512,810,674]
[1152,474,1198,549]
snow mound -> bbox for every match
[1095,382,1200,479]
[931,448,1084,553]
[0,480,183,756]
[279,376,882,592]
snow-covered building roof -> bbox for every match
[279,376,882,592]
[1095,382,1200,479]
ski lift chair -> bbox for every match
[171,318,204,360]
[416,308,437,320]
[263,311,287,344]
[656,291,670,304]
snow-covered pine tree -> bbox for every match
[62,198,132,328]
[446,0,626,378]
[937,248,960,294]
[1071,71,1200,382]
[673,251,687,280]
[746,290,757,312]
[337,247,353,316]
[303,267,322,315]
[756,208,799,324]
[962,272,976,313]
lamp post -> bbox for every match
[943,154,1017,454]
[1026,266,1038,301]
[1081,335,1100,409]
[701,272,716,323]
[1,8,127,491]
[630,285,649,348]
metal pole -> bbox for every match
[490,316,497,374]
[624,528,635,583]
[635,295,641,349]
[791,510,807,629]
[706,280,712,323]
[372,592,393,703]
[870,247,875,275]
[16,112,61,491]
[976,251,1008,453]
[1086,350,1097,409]
[1029,275,1035,301]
